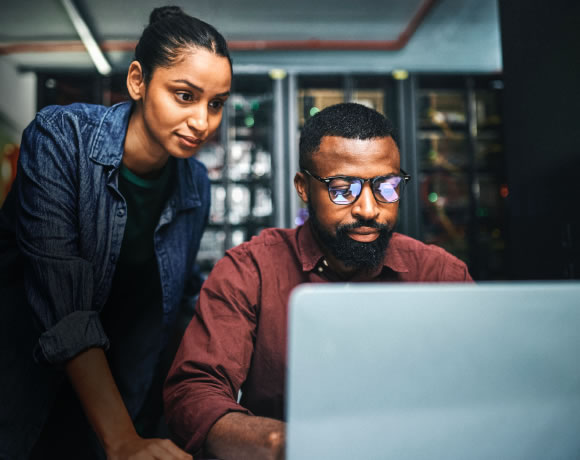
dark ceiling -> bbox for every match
[0,0,502,73]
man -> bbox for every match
[163,103,473,459]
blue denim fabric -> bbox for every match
[0,101,210,458]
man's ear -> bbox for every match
[126,61,146,102]
[294,172,309,203]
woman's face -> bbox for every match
[136,47,232,159]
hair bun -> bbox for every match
[149,6,184,25]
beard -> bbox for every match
[307,201,393,270]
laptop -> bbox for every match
[285,282,580,460]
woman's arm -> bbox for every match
[16,111,109,364]
[66,347,192,459]
[15,110,191,458]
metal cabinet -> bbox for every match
[415,75,507,279]
[196,75,277,273]
[33,71,508,280]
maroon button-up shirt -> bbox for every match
[164,223,473,453]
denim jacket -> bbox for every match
[0,101,210,458]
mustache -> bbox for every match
[336,219,392,232]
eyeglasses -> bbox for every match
[302,169,411,205]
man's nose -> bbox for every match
[351,183,380,220]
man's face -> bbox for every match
[295,135,401,270]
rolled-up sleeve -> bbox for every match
[16,113,109,364]
[164,246,258,453]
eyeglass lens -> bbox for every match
[328,176,403,204]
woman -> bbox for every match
[0,6,231,459]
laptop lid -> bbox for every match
[286,282,580,460]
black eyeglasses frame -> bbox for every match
[302,168,411,205]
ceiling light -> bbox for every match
[60,0,112,75]
[268,68,287,80]
[392,69,409,80]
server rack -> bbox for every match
[196,75,277,274]
[414,74,507,280]
[33,71,507,280]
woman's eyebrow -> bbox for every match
[171,79,230,97]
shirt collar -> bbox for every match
[173,158,202,211]
[383,233,410,273]
[297,220,410,275]
[297,221,327,272]
[88,101,203,211]
[89,101,133,168]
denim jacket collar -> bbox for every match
[89,101,133,169]
[174,160,202,211]
[89,101,201,211]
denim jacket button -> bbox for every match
[117,208,125,217]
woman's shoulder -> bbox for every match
[36,102,107,125]
[20,102,132,167]
[33,102,131,136]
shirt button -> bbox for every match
[317,266,324,273]
[322,259,329,267]
[117,208,125,217]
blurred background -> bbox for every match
[1,0,579,281]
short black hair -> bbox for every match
[299,102,396,171]
[135,6,232,83]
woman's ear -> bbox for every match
[294,172,309,203]
[126,61,146,102]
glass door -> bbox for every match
[416,75,507,279]
[196,74,275,274]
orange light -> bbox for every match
[500,184,509,198]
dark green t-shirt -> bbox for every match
[101,158,175,422]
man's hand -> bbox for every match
[205,412,285,460]
[107,435,192,460]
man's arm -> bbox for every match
[205,412,285,460]
[66,347,191,459]
[164,247,269,454]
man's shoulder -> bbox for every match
[256,227,299,245]
[390,232,448,254]
[389,233,472,281]
[390,232,466,263]
[219,227,299,271]
[207,227,299,285]
[228,227,298,255]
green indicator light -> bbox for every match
[244,116,255,128]
[428,192,438,203]
[309,107,320,117]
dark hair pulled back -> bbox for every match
[135,5,231,82]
